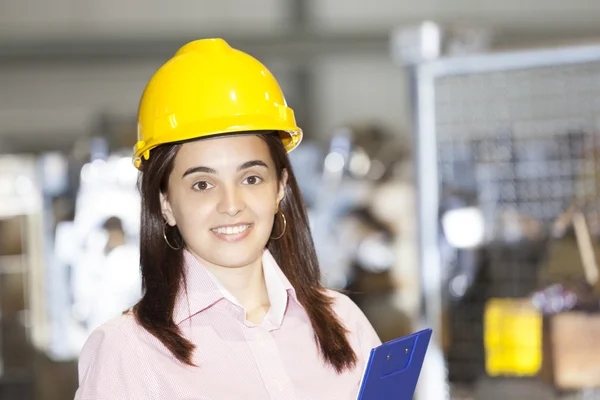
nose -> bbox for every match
[217,184,245,216]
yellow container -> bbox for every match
[484,298,543,377]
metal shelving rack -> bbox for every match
[0,155,45,399]
[404,39,600,399]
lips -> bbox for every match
[210,223,253,243]
[211,224,251,235]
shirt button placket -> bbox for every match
[249,327,296,400]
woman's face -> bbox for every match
[160,135,287,269]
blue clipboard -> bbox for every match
[357,328,432,400]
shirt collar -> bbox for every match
[173,249,298,327]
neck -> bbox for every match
[199,254,270,313]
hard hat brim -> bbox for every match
[133,124,302,169]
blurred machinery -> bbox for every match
[0,115,143,369]
[290,122,420,344]
[403,29,600,399]
[53,151,141,359]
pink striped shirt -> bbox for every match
[74,249,381,400]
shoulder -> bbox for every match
[326,289,362,319]
[83,312,140,346]
[325,290,382,364]
[326,289,369,325]
[76,313,157,398]
[77,314,148,380]
[78,313,141,368]
[325,289,381,347]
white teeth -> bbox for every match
[212,225,250,235]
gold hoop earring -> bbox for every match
[163,221,183,250]
[270,211,287,240]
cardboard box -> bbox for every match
[484,300,600,389]
[542,312,600,389]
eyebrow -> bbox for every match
[182,160,269,179]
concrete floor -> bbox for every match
[448,379,600,400]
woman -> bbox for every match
[75,38,381,400]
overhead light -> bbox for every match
[441,206,485,249]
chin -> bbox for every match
[213,254,262,269]
[191,242,266,269]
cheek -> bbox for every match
[247,190,278,219]
[170,194,211,233]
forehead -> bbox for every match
[173,134,272,169]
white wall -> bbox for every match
[0,54,409,146]
[3,0,600,39]
[310,0,600,33]
[0,58,300,144]
[313,55,410,136]
[0,0,287,39]
[0,61,154,140]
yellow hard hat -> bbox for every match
[133,38,303,169]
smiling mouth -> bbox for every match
[211,224,252,235]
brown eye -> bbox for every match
[243,176,262,185]
[193,181,214,191]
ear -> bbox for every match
[160,191,176,226]
[276,168,288,211]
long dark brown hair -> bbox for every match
[133,132,357,373]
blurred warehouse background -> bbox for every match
[4,1,600,399]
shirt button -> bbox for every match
[257,331,268,346]
[274,378,285,391]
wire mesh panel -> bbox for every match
[420,52,600,399]
[436,62,600,229]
